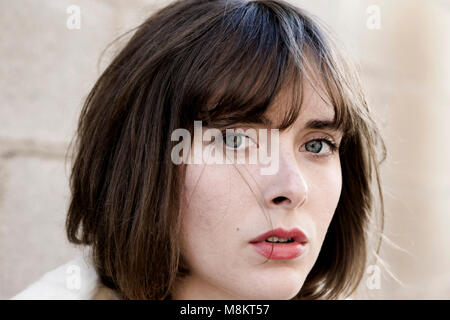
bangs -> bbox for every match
[188,0,356,137]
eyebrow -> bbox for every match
[258,116,343,133]
[303,119,342,133]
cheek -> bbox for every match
[307,158,342,242]
[182,166,214,239]
[182,164,230,232]
[180,164,241,264]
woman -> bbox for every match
[13,0,386,300]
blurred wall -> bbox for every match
[1,0,449,299]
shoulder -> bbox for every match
[11,252,121,300]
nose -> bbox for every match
[262,152,308,210]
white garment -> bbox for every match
[11,252,120,300]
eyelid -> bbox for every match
[313,136,337,148]
[222,128,258,138]
[304,131,340,147]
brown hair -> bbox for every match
[66,0,386,299]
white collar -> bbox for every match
[11,250,120,300]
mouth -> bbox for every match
[249,227,309,260]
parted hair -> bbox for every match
[66,0,386,299]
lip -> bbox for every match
[249,227,309,260]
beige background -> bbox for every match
[1,0,449,299]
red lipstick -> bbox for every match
[249,227,309,260]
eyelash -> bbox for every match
[218,130,339,156]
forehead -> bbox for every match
[264,78,336,129]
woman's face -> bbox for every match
[173,82,343,300]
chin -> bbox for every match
[243,286,303,300]
[238,273,305,300]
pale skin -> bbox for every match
[171,80,344,300]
